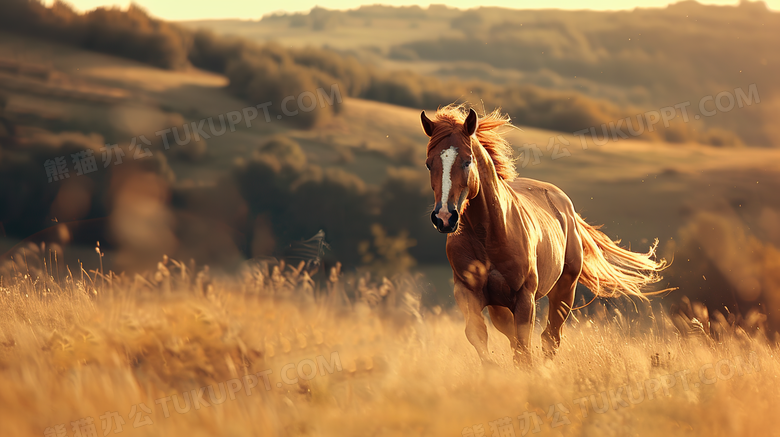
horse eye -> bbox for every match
[425,163,431,170]
[464,160,472,169]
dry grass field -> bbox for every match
[0,253,778,437]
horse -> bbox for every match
[420,104,666,366]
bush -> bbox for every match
[0,1,189,69]
[235,136,373,264]
[700,127,745,148]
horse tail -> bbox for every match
[574,214,667,300]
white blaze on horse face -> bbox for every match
[439,147,458,208]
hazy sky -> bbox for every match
[49,0,774,20]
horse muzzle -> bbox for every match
[431,205,459,233]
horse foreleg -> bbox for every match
[488,305,517,351]
[487,270,517,352]
[454,281,491,365]
[513,273,538,367]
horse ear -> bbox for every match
[421,111,434,137]
[464,108,478,137]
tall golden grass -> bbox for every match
[0,248,777,437]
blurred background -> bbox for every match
[0,0,778,330]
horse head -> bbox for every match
[421,108,481,233]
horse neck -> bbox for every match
[464,139,511,229]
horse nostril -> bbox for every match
[431,211,443,228]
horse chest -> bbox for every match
[486,254,528,298]
[475,224,531,297]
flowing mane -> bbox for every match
[426,104,518,181]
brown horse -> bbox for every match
[421,105,666,365]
